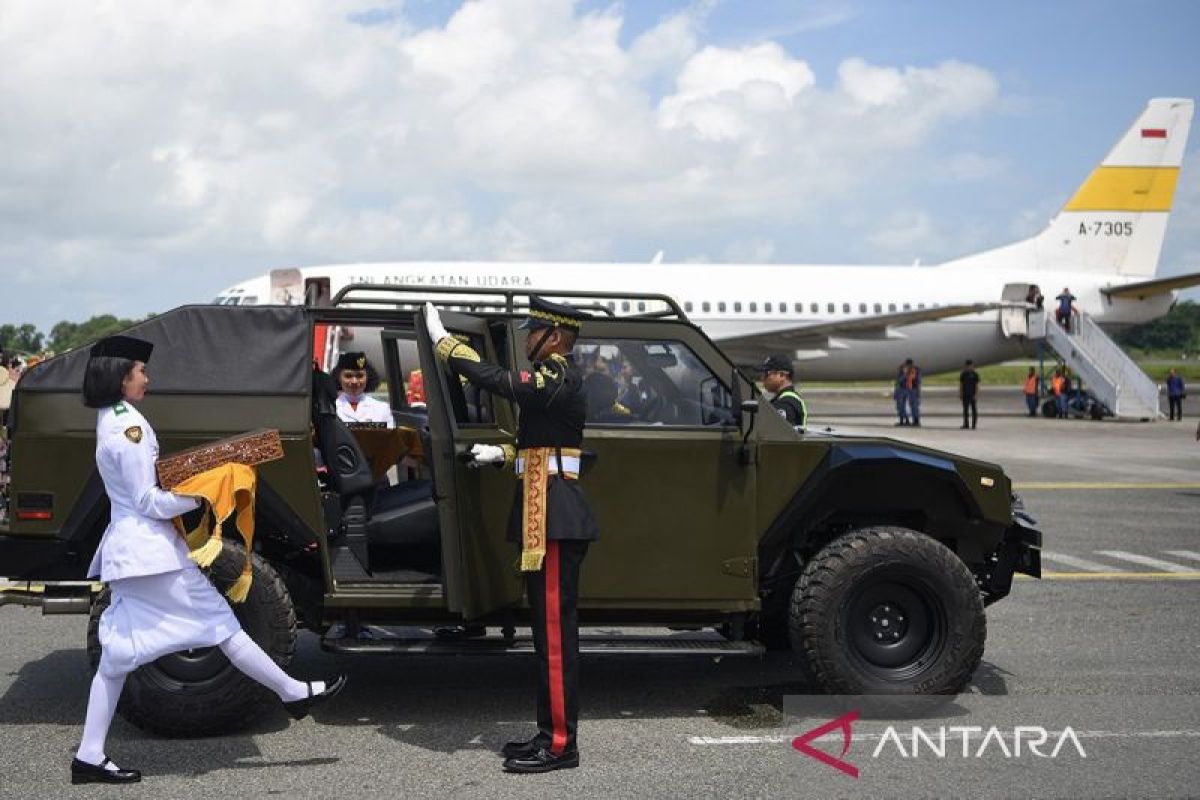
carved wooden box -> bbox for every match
[156,428,284,489]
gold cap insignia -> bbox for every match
[124,426,143,444]
[356,357,366,368]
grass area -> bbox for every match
[808,360,1200,389]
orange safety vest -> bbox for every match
[1051,376,1065,395]
[1023,375,1038,395]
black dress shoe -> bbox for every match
[503,747,579,773]
[283,674,348,721]
[71,757,141,784]
[434,624,487,640]
[501,735,549,759]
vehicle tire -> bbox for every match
[86,543,297,737]
[789,526,985,694]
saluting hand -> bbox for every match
[424,302,451,343]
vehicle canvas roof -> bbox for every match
[18,305,311,396]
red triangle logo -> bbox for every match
[791,710,860,778]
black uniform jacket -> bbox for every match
[447,349,600,543]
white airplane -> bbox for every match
[214,98,1198,380]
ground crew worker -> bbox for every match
[425,297,599,774]
[1051,367,1067,418]
[959,359,980,429]
[1166,368,1185,421]
[74,335,345,785]
[1023,367,1040,417]
[759,354,807,430]
[903,358,922,427]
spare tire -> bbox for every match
[789,526,985,694]
[87,543,297,737]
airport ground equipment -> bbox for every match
[0,289,1041,734]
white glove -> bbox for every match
[424,302,450,343]
[468,443,506,468]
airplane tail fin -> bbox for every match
[942,97,1193,278]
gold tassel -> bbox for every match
[225,558,253,603]
[184,507,213,550]
[189,530,224,568]
[520,550,545,572]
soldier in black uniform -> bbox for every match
[760,354,807,429]
[424,297,599,774]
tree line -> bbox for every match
[0,315,148,357]
[1114,300,1200,353]
[2,301,1197,359]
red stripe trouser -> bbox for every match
[525,538,589,755]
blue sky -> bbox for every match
[1,0,1197,336]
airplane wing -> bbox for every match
[1101,271,1200,300]
[714,302,1003,352]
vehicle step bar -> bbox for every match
[322,629,764,657]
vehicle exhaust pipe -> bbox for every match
[0,582,96,615]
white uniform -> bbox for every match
[335,393,394,427]
[89,402,241,677]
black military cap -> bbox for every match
[760,354,793,375]
[333,351,371,372]
[90,335,153,363]
[519,295,589,331]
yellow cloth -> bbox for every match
[171,462,258,603]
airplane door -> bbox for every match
[1000,282,1034,338]
[415,309,524,619]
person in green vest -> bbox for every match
[760,355,807,430]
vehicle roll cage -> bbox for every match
[329,283,689,322]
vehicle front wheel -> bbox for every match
[789,526,986,694]
[86,543,297,736]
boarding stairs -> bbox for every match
[1022,309,1161,420]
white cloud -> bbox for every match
[0,0,1011,331]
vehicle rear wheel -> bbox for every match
[789,526,985,694]
[87,543,297,737]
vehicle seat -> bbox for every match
[368,479,438,548]
[311,369,376,506]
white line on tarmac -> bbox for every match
[1040,551,1125,572]
[1164,550,1200,563]
[688,730,1200,746]
[1094,550,1197,574]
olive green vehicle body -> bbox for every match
[0,294,1038,634]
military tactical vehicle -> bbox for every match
[0,287,1040,735]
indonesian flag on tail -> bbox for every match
[1141,128,1168,138]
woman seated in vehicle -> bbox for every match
[333,351,394,428]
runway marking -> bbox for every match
[1019,572,1200,580]
[1013,482,1200,490]
[1164,550,1200,563]
[688,730,1200,746]
[1040,551,1125,572]
[1094,550,1197,574]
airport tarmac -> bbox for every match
[1,389,1197,798]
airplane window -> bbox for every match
[637,301,646,312]
[718,302,726,312]
[622,301,631,312]
[749,302,757,312]
[858,303,867,313]
[826,303,834,313]
[761,302,768,312]
[888,303,897,312]
[903,303,912,311]
[810,303,818,313]
[684,301,693,312]
[733,302,742,312]
[873,303,881,313]
[607,301,616,311]
[842,303,851,313]
[781,304,787,314]
[702,301,711,312]
[918,303,926,309]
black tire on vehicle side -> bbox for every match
[789,526,986,695]
[86,543,297,737]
